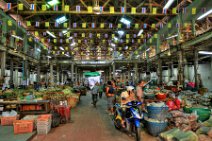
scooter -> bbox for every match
[113,101,143,141]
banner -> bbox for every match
[64,5,69,12]
[87,6,93,13]
[110,6,115,14]
[152,8,157,14]
[131,7,136,14]
[42,5,46,11]
[18,4,23,10]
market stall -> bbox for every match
[143,86,212,140]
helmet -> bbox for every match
[126,86,134,91]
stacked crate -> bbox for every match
[37,114,52,134]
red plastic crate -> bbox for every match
[13,120,34,134]
[55,106,71,123]
[1,115,19,126]
[38,114,52,120]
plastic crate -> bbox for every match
[38,114,52,120]
[13,120,34,134]
[55,106,71,123]
[146,120,168,136]
[1,115,19,126]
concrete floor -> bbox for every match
[31,93,158,141]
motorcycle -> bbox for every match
[113,101,143,141]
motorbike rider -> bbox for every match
[120,86,136,127]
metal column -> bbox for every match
[0,51,6,77]
[37,63,41,82]
[109,66,112,80]
[134,63,138,83]
[71,63,74,82]
[157,58,162,85]
[14,68,19,87]
[112,62,115,79]
[178,50,184,86]
[50,63,54,84]
[10,60,14,84]
[56,66,59,84]
[194,48,199,89]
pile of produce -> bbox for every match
[196,118,212,141]
[160,128,198,141]
[169,110,200,132]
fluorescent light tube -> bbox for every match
[198,51,212,55]
[166,34,178,40]
[70,42,76,46]
[137,29,144,36]
[111,43,116,47]
[47,0,60,6]
[136,55,140,58]
[59,47,64,51]
[114,37,119,41]
[46,30,56,38]
[68,36,73,40]
[65,54,70,57]
[56,16,68,24]
[163,0,175,10]
[117,30,124,36]
[62,30,68,34]
[146,48,150,51]
[36,48,41,52]
[120,18,131,25]
[11,35,23,40]
[197,9,212,20]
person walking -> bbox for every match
[106,81,115,115]
[91,82,99,107]
[99,82,103,99]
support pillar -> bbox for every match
[71,63,74,82]
[112,63,115,79]
[56,66,59,85]
[37,63,41,83]
[50,63,54,85]
[194,48,199,89]
[10,60,14,84]
[184,58,190,81]
[178,50,184,86]
[2,18,7,45]
[157,58,162,85]
[109,66,112,80]
[14,68,19,87]
[0,51,6,77]
[75,66,78,83]
[128,68,131,82]
[167,63,172,82]
[134,63,138,83]
[22,60,29,86]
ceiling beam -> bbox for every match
[13,11,175,16]
[103,0,111,8]
[80,0,88,8]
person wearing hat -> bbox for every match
[120,86,136,127]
